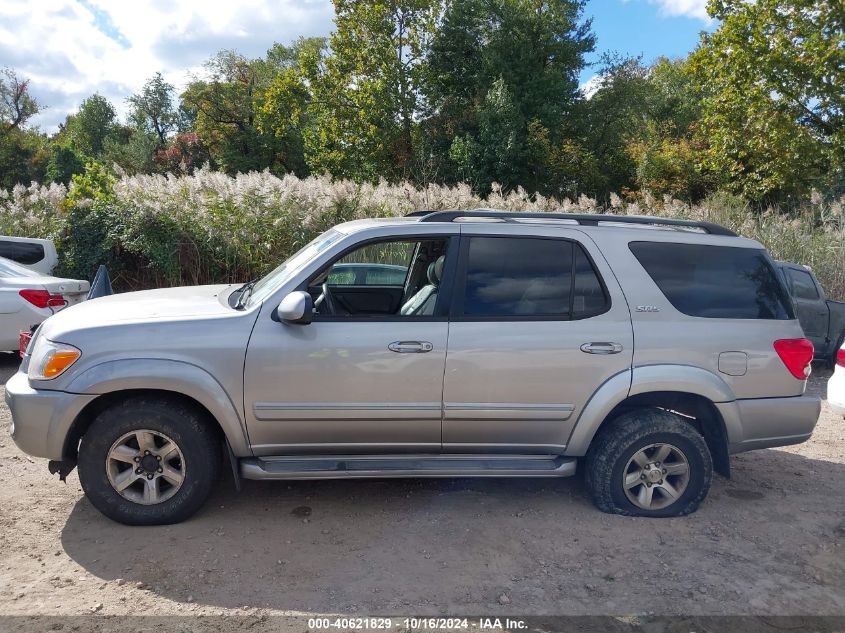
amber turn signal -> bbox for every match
[43,350,81,378]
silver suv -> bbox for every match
[6,210,821,525]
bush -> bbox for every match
[1,166,844,300]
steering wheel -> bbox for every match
[320,282,338,315]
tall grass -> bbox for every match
[1,168,844,299]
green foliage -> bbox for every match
[526,121,602,199]
[62,94,118,157]
[1,67,40,135]
[127,73,179,148]
[103,130,159,175]
[627,128,713,201]
[0,128,49,188]
[45,146,85,185]
[423,0,594,191]
[298,0,440,181]
[182,45,312,175]
[690,0,845,203]
[65,161,116,207]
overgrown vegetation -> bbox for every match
[1,167,843,299]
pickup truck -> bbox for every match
[776,261,845,367]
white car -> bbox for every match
[828,345,845,416]
[0,236,58,274]
[0,256,90,351]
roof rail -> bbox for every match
[409,209,737,237]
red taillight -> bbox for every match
[837,349,845,368]
[774,338,814,380]
[19,289,66,309]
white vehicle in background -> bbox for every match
[0,256,89,351]
[0,236,58,275]
[827,345,845,417]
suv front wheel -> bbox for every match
[584,408,713,517]
[77,396,220,525]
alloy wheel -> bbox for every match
[106,429,185,505]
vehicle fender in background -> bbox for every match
[87,265,114,300]
[65,358,251,456]
[565,364,739,456]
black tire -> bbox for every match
[584,408,713,518]
[77,396,220,525]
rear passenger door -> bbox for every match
[442,226,634,454]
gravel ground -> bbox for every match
[0,352,843,619]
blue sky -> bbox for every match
[0,0,713,131]
[581,0,714,84]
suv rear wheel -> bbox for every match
[584,408,713,517]
[77,396,220,525]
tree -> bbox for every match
[422,0,594,192]
[621,57,714,201]
[183,42,317,175]
[0,128,50,188]
[1,68,40,137]
[577,55,651,197]
[127,73,179,148]
[299,0,440,181]
[0,69,45,187]
[103,130,159,174]
[690,0,845,204]
[45,145,85,184]
[64,94,118,157]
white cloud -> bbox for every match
[0,0,334,131]
[646,0,710,21]
[579,74,603,100]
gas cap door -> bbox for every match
[718,351,748,376]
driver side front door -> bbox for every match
[243,233,457,456]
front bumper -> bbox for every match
[717,394,821,454]
[5,370,96,460]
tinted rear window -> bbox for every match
[461,237,609,319]
[0,240,44,265]
[786,268,819,300]
[629,242,793,320]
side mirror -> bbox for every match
[277,291,313,324]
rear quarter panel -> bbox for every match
[593,231,808,400]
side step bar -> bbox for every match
[240,454,577,480]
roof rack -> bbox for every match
[407,209,737,237]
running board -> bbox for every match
[240,454,577,480]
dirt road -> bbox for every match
[1,352,844,619]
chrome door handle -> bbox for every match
[388,341,434,353]
[580,342,623,355]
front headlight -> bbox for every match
[28,338,81,381]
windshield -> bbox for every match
[245,229,345,306]
[0,256,41,278]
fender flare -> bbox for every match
[66,358,251,456]
[565,364,738,456]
